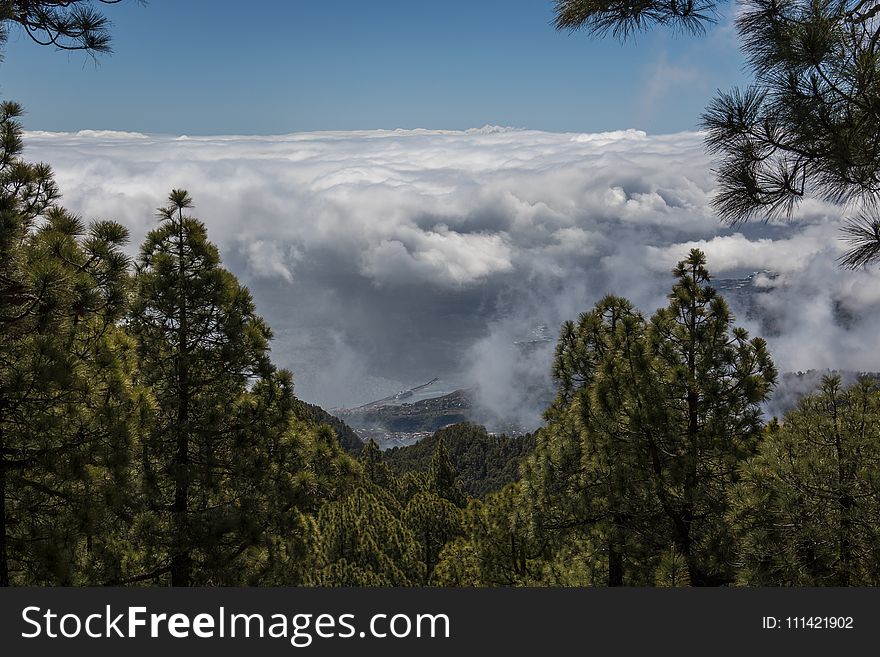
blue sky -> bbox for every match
[0,0,746,135]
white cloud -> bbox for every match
[644,223,842,275]
[360,226,513,287]
[20,127,880,420]
[243,239,297,282]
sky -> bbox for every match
[0,0,746,135]
[5,1,880,429]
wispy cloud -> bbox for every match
[638,52,706,124]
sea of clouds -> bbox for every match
[22,127,880,427]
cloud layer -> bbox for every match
[22,127,880,424]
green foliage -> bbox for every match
[0,101,141,586]
[310,487,424,586]
[403,491,463,582]
[637,250,777,584]
[235,417,359,586]
[732,376,880,585]
[385,423,535,498]
[699,0,880,267]
[434,482,545,586]
[291,398,362,453]
[359,439,396,490]
[124,190,363,586]
[445,250,777,587]
[544,250,774,585]
[311,436,469,585]
[428,436,468,508]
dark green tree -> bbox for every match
[359,438,396,490]
[384,423,534,498]
[636,249,777,584]
[554,0,718,39]
[129,189,283,586]
[402,490,463,583]
[428,436,467,508]
[702,0,880,268]
[0,101,137,585]
[536,295,661,586]
[309,486,423,586]
[731,376,880,585]
[471,250,776,587]
[236,420,360,586]
[312,433,469,585]
[433,481,546,586]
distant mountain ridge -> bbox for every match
[336,388,472,434]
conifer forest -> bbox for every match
[2,1,880,587]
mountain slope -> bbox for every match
[384,422,535,498]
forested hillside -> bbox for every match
[292,399,363,454]
[385,424,535,497]
[2,0,880,588]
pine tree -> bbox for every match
[312,434,468,585]
[359,438,396,490]
[637,249,777,584]
[129,189,282,586]
[428,436,467,508]
[433,481,545,586]
[235,420,360,586]
[402,490,463,583]
[731,376,880,585]
[473,249,776,587]
[0,101,136,585]
[553,0,717,40]
[544,294,660,586]
[310,487,423,586]
[384,423,535,498]
[701,0,880,267]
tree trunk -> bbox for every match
[0,457,8,587]
[682,270,701,585]
[170,387,190,587]
[833,399,853,586]
[170,212,191,587]
[607,532,624,587]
